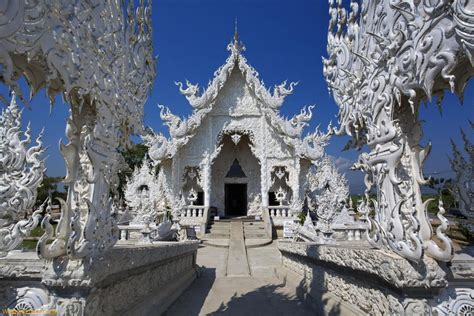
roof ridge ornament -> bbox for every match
[228,18,245,56]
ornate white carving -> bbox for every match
[433,288,474,315]
[293,156,350,243]
[6,287,51,314]
[0,93,45,256]
[124,159,173,225]
[247,194,262,217]
[275,187,288,206]
[1,1,156,260]
[309,156,349,230]
[449,125,473,219]
[146,31,322,170]
[230,133,242,146]
[323,0,473,262]
[187,188,198,205]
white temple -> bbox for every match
[1,1,473,314]
[144,30,333,229]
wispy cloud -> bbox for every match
[328,155,353,172]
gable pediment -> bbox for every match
[211,65,261,117]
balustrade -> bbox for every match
[181,206,206,218]
[268,206,292,218]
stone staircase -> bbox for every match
[202,221,231,247]
[243,220,272,248]
[202,216,272,248]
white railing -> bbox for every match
[179,206,208,236]
[331,223,367,241]
[267,206,293,226]
[268,206,291,218]
[182,206,206,218]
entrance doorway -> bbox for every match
[225,184,247,216]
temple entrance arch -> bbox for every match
[210,130,261,217]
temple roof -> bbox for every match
[144,32,333,165]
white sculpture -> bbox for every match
[247,194,263,217]
[142,28,340,226]
[125,159,173,225]
[322,0,473,262]
[449,125,473,219]
[0,0,156,260]
[309,156,349,227]
[144,31,332,173]
[0,93,45,256]
[295,156,350,242]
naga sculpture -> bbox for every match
[0,93,45,256]
[323,0,473,262]
[296,124,333,163]
[0,0,156,259]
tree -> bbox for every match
[425,177,456,214]
[116,143,149,199]
[35,176,67,208]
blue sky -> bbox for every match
[2,0,473,193]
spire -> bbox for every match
[234,17,239,44]
[228,17,245,55]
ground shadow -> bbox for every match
[164,266,216,315]
[210,280,316,316]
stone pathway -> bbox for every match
[226,221,250,277]
[165,242,314,315]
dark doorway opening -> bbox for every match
[225,184,247,216]
[196,192,204,206]
[268,192,279,206]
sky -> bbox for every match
[2,0,473,194]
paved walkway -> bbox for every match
[226,221,250,277]
[165,242,314,315]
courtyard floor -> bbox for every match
[165,242,314,315]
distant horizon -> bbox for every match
[1,0,472,194]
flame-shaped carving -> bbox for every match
[323,0,472,262]
[0,93,45,256]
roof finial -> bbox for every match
[228,17,245,55]
[234,17,239,44]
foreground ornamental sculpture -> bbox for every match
[0,0,156,260]
[145,30,332,231]
[0,93,44,257]
[323,0,474,262]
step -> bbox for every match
[208,222,231,227]
[243,227,265,231]
[207,229,230,235]
[244,238,272,248]
[204,233,230,239]
[243,221,264,225]
[202,238,229,248]
[244,226,267,232]
[207,226,230,231]
[244,234,268,239]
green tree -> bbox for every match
[424,177,456,214]
[117,143,149,199]
[35,176,67,207]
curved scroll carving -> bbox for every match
[0,93,45,256]
[1,1,156,259]
[323,0,473,261]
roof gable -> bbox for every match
[144,32,334,165]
